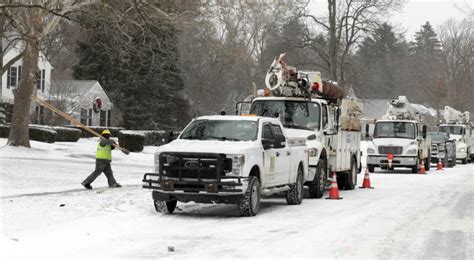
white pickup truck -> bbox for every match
[143,115,309,216]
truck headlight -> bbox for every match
[228,154,245,176]
[154,152,161,173]
[308,148,318,157]
[367,148,375,154]
[406,149,417,155]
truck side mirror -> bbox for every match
[365,124,370,138]
[422,125,427,139]
[261,138,274,150]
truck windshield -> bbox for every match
[439,125,464,135]
[374,122,416,139]
[430,132,447,142]
[250,100,320,130]
[180,120,258,141]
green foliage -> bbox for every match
[410,22,442,58]
[0,124,9,138]
[65,126,124,138]
[73,1,190,130]
[118,131,144,152]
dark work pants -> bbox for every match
[82,159,117,187]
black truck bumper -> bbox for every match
[151,190,244,204]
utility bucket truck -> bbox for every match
[439,106,473,164]
[366,96,432,173]
[242,53,362,198]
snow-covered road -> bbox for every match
[1,139,473,259]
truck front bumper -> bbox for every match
[152,190,244,204]
[143,173,248,204]
[367,155,418,167]
[456,152,467,159]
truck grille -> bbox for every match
[159,152,231,180]
[378,146,403,155]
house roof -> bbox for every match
[51,80,99,96]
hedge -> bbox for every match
[118,130,145,152]
[65,126,124,138]
[29,127,57,143]
[0,124,9,138]
[52,126,82,142]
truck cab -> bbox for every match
[143,115,309,216]
[367,119,431,173]
[439,124,472,164]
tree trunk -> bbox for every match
[7,8,42,147]
[328,0,337,81]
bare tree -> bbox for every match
[438,18,473,112]
[1,0,90,147]
[299,0,403,84]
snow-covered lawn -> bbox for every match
[1,138,473,259]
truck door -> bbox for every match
[261,123,290,186]
[271,124,291,185]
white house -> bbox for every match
[50,80,113,127]
[1,42,53,123]
[1,41,113,126]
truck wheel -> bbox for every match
[345,158,357,190]
[462,158,467,164]
[238,176,261,217]
[368,165,375,173]
[411,159,419,173]
[154,200,177,214]
[309,160,325,198]
[286,167,304,205]
[424,155,431,171]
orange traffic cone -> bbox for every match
[419,159,426,174]
[387,154,393,169]
[437,158,443,171]
[326,171,343,200]
[359,168,374,189]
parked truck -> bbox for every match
[438,106,473,164]
[240,54,362,198]
[366,96,431,173]
[143,115,309,216]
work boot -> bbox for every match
[82,183,92,189]
[110,183,122,188]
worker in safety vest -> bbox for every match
[81,129,122,189]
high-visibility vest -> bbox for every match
[96,140,112,161]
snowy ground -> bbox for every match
[1,138,473,259]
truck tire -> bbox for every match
[238,176,261,217]
[309,159,325,198]
[424,154,431,171]
[368,164,375,173]
[286,167,304,205]
[411,158,419,173]
[345,158,357,190]
[462,157,467,164]
[154,200,177,214]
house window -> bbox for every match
[100,110,106,126]
[80,109,87,125]
[35,106,44,125]
[88,109,92,126]
[7,66,18,88]
[107,110,111,127]
[35,69,45,92]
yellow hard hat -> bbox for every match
[101,129,111,136]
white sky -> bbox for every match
[309,0,472,40]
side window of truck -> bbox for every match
[262,124,274,140]
[322,105,328,128]
[272,124,286,148]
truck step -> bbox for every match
[262,185,290,197]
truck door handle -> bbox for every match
[276,152,280,157]
[287,151,291,156]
